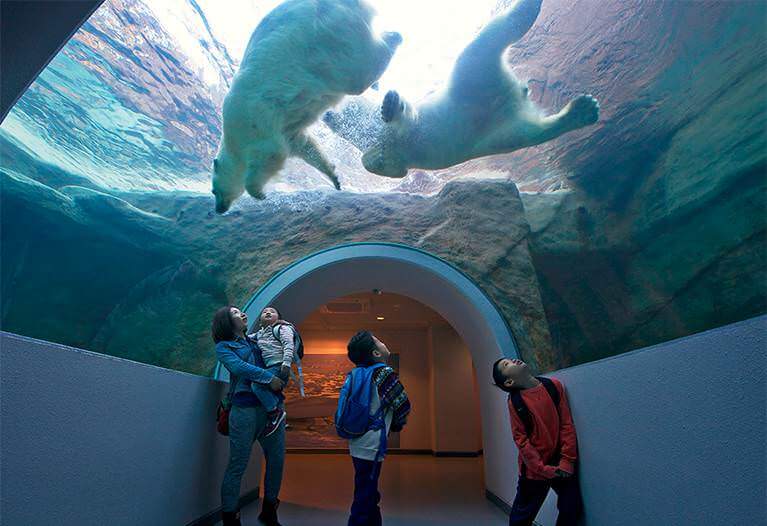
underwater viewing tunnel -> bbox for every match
[216,243,518,490]
[1,1,765,525]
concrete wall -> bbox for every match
[0,332,260,526]
[495,316,766,526]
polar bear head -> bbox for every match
[211,151,245,214]
[361,136,408,178]
[212,139,288,212]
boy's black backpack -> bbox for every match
[271,321,304,360]
[509,376,560,436]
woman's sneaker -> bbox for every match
[263,408,286,438]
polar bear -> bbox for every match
[322,0,599,178]
[211,0,402,213]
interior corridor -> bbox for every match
[220,454,508,525]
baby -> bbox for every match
[248,306,296,437]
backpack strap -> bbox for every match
[538,376,562,466]
[537,376,561,414]
[509,389,531,478]
[509,390,533,435]
[294,356,305,397]
[369,364,388,463]
[271,322,306,396]
[510,377,561,435]
[270,320,294,339]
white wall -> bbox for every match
[299,327,435,450]
[376,328,433,450]
[495,316,766,526]
[4,314,762,526]
[0,332,260,526]
[298,326,482,453]
[431,325,482,453]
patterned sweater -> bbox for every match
[349,365,411,461]
[373,366,411,432]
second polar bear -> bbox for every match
[212,0,402,213]
[323,0,599,178]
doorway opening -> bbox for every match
[215,243,521,511]
[284,291,483,456]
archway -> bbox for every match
[216,242,520,501]
[286,291,483,454]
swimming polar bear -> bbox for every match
[322,0,599,178]
[212,0,402,213]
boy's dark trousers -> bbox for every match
[348,457,383,526]
[508,475,583,526]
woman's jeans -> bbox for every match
[250,365,284,412]
[221,404,286,512]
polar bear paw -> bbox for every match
[564,94,600,129]
[382,90,404,123]
[329,173,341,190]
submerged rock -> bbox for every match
[1,172,556,373]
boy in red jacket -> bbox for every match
[492,357,583,526]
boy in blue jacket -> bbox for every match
[344,330,411,526]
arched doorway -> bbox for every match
[286,291,483,454]
[216,242,520,502]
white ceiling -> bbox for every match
[300,291,451,331]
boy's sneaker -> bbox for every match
[258,498,282,526]
[262,408,286,438]
[221,511,241,526]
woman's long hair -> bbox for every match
[211,306,238,343]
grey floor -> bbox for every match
[224,453,509,525]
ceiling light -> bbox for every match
[376,316,385,321]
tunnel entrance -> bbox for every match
[214,242,520,502]
[284,291,483,454]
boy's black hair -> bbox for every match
[347,330,377,366]
[492,357,514,393]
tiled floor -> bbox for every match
[225,453,509,525]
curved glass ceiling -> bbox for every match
[0,0,553,195]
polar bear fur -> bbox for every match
[212,0,401,213]
[323,0,599,178]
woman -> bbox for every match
[213,306,285,526]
